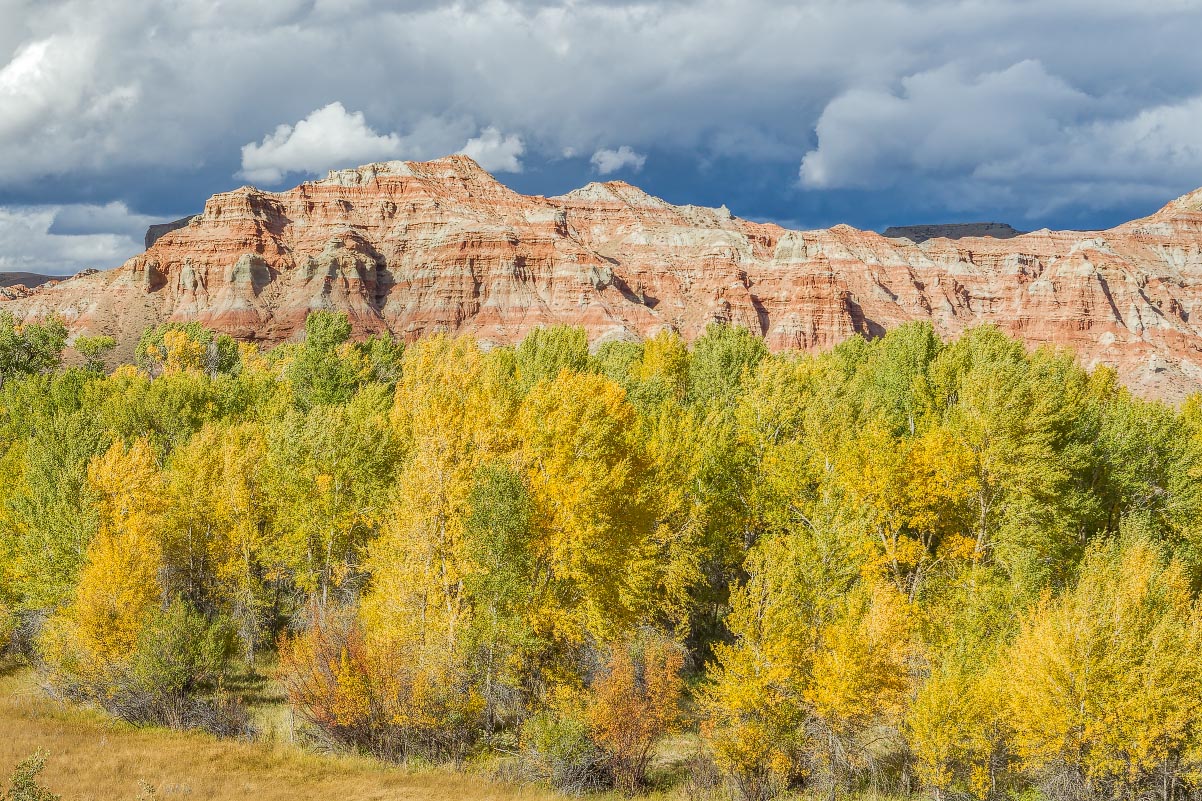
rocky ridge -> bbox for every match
[883,222,1026,243]
[6,156,1202,400]
[0,272,58,300]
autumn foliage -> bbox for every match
[4,315,1202,799]
[586,634,686,794]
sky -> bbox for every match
[2,0,1202,275]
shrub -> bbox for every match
[681,751,724,801]
[519,710,612,794]
[104,600,245,735]
[278,606,486,762]
[41,599,247,737]
[700,709,797,801]
[586,633,686,794]
[2,751,60,801]
[517,633,687,796]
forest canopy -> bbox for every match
[2,313,1202,801]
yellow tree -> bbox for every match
[165,422,269,658]
[904,563,1020,800]
[907,652,1010,800]
[925,332,1093,591]
[836,423,977,599]
[517,369,650,642]
[701,532,816,801]
[804,583,914,792]
[703,528,915,801]
[363,336,513,653]
[40,439,165,685]
[0,445,18,651]
[159,329,206,375]
[308,337,511,757]
[636,328,689,402]
[630,397,738,638]
[1005,535,1202,798]
[0,600,13,654]
[265,385,399,607]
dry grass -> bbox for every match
[0,661,905,801]
[0,660,563,801]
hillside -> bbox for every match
[4,156,1202,399]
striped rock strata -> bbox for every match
[6,155,1202,400]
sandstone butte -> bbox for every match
[4,154,1202,401]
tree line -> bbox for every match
[2,308,1202,801]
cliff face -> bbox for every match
[145,216,199,250]
[7,156,1202,400]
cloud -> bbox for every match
[460,127,525,173]
[799,61,1089,191]
[799,60,1202,217]
[237,105,525,183]
[590,146,646,175]
[238,102,405,184]
[0,204,157,276]
[0,34,139,181]
[2,1,1202,227]
[48,201,162,240]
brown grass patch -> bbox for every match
[0,662,562,801]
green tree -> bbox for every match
[0,313,67,386]
[462,461,538,729]
[687,323,767,409]
[72,335,116,374]
[926,328,1096,593]
[514,325,591,393]
[285,311,367,408]
[5,412,105,609]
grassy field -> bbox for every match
[0,659,565,801]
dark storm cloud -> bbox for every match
[1,0,1201,273]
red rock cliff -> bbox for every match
[7,156,1202,400]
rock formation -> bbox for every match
[145,215,200,250]
[6,155,1202,401]
[883,222,1026,243]
[0,272,57,300]
[0,272,55,289]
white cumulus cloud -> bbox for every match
[0,204,159,276]
[239,102,405,184]
[239,107,526,182]
[459,127,525,173]
[590,145,647,175]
